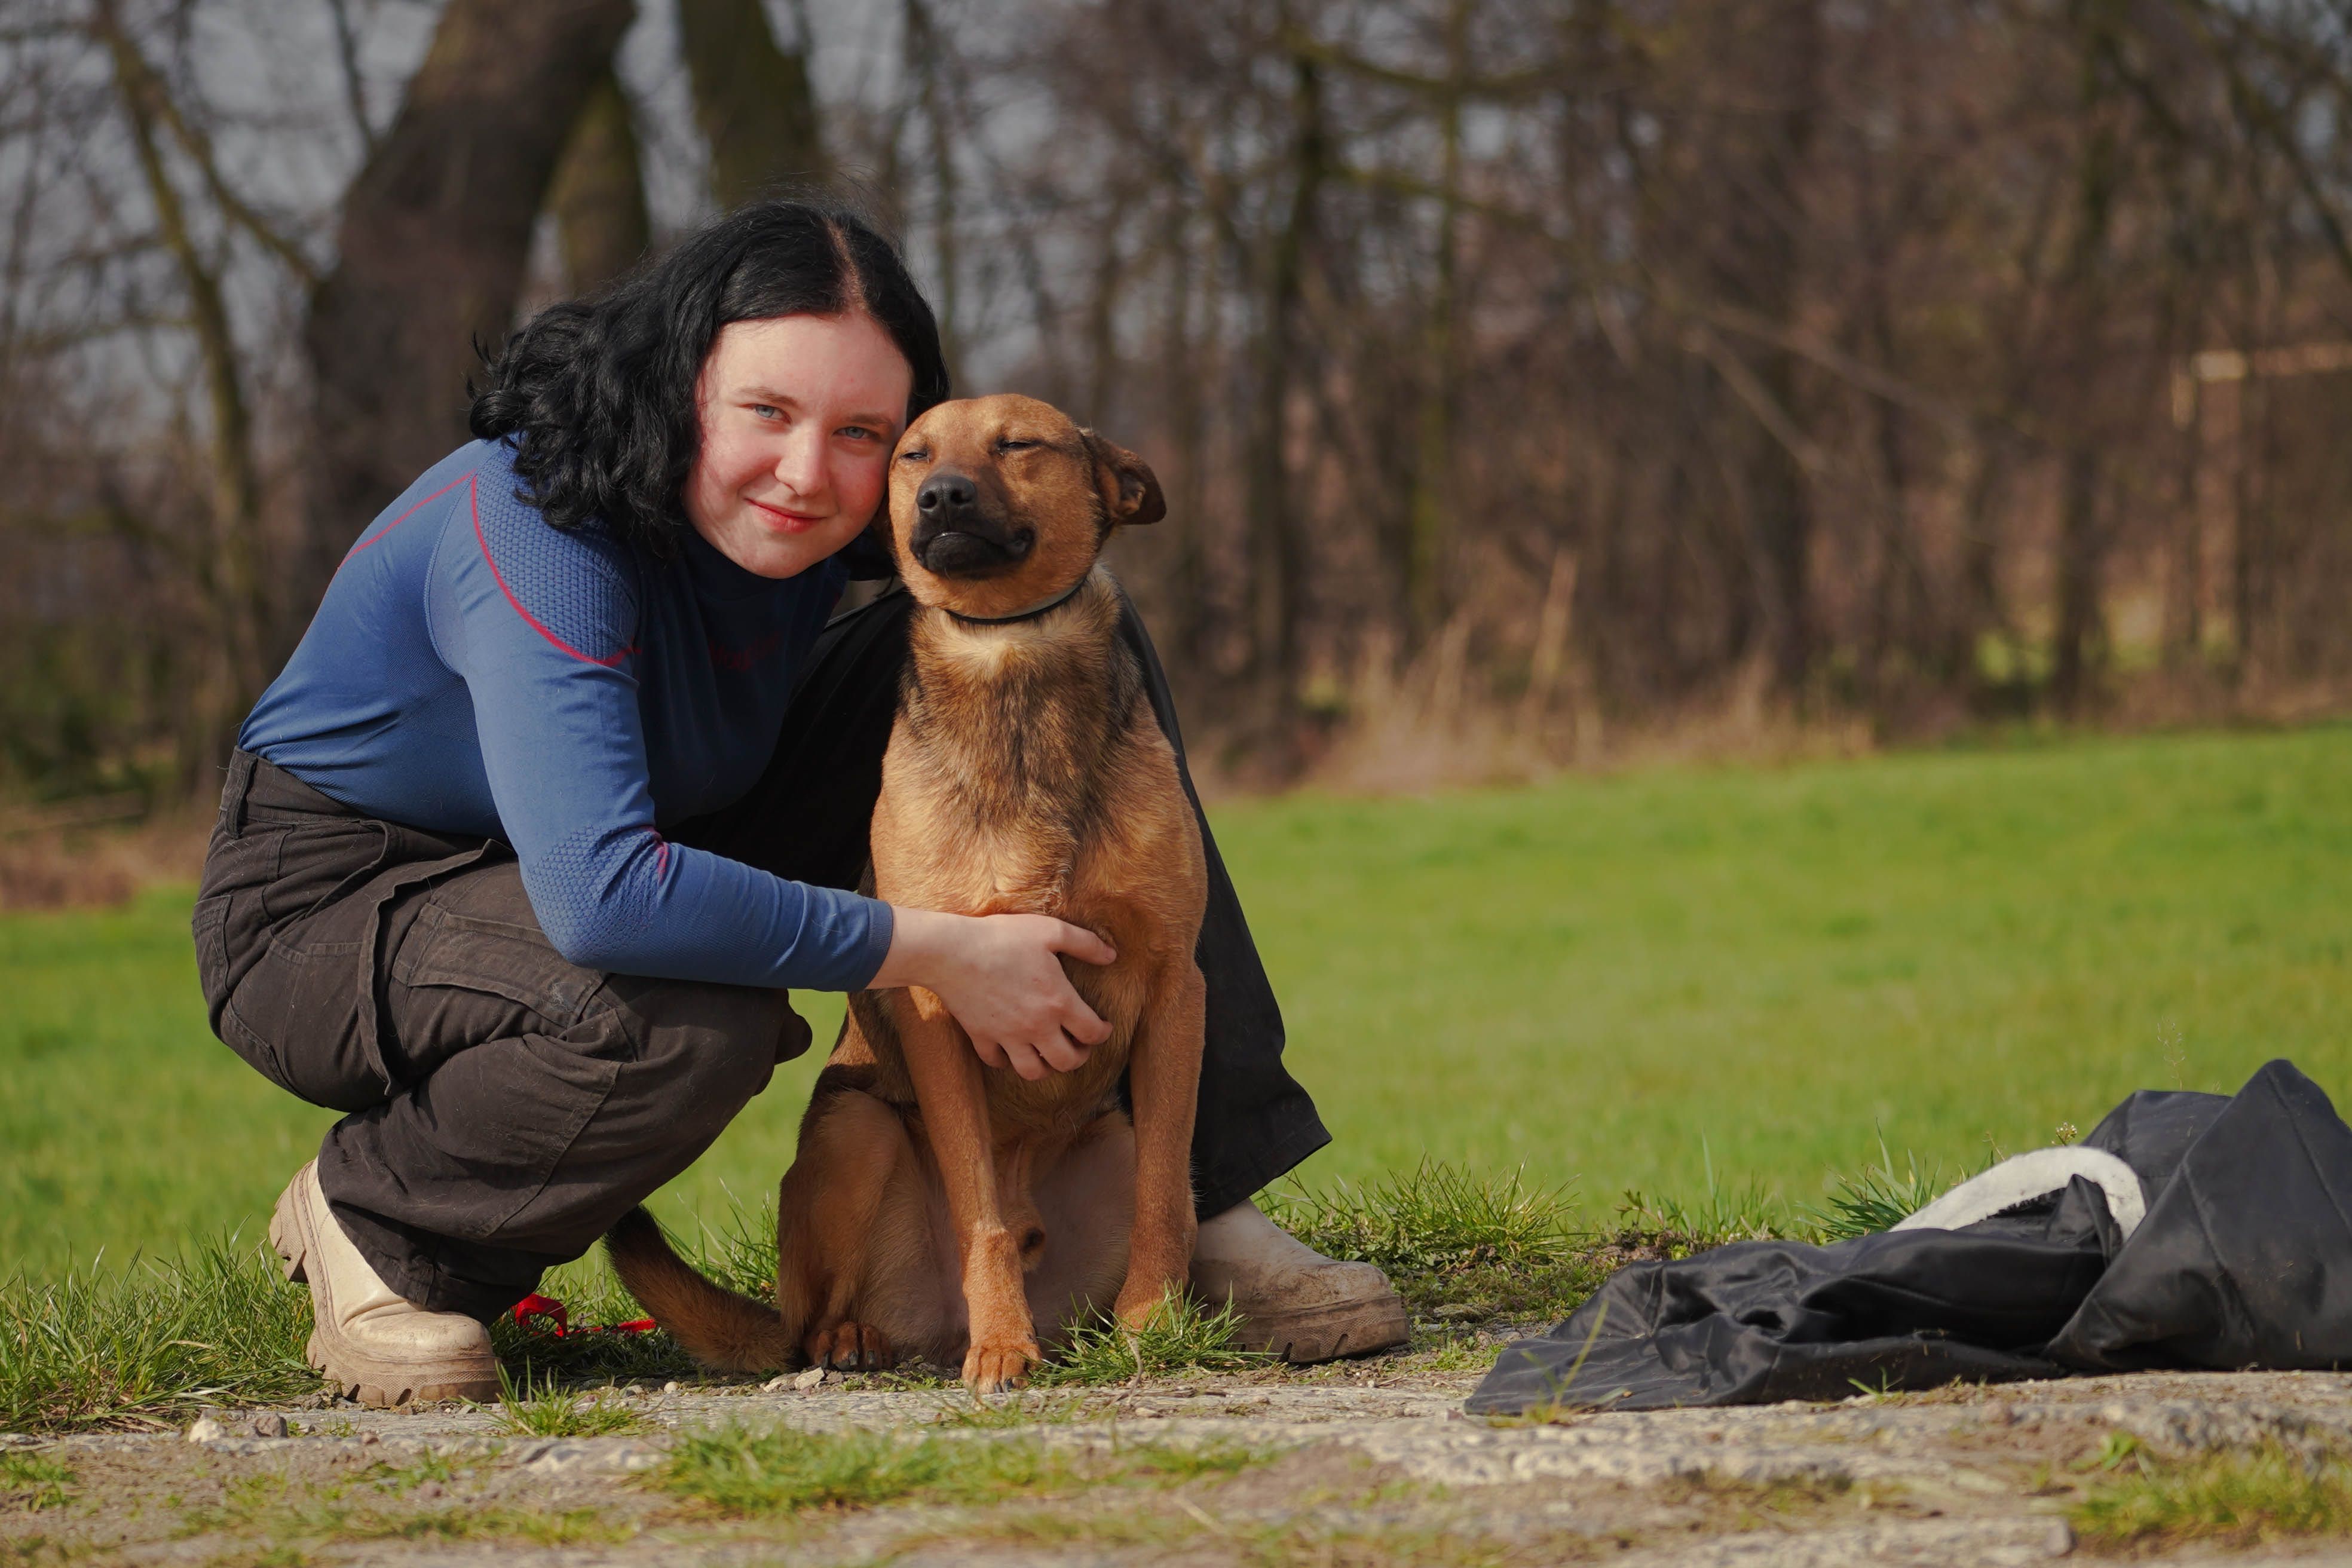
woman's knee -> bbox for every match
[604,976,811,1111]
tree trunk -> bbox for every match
[303,0,634,581]
[549,65,651,295]
[1245,45,1325,767]
[1714,0,1822,700]
[95,0,272,775]
[2048,7,2125,714]
[679,0,825,211]
[2051,445,2105,709]
[1404,0,1471,650]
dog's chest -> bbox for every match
[879,804,1080,916]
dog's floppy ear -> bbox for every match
[1082,430,1166,527]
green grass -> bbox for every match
[1232,724,2352,1211]
[179,1470,624,1548]
[2072,1440,2352,1551]
[0,1239,317,1432]
[487,1367,645,1437]
[660,1421,1265,1515]
[1266,1163,1600,1322]
[1031,1291,1270,1385]
[5,724,2351,1340]
[0,1453,74,1512]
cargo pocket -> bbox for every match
[379,862,626,1239]
[391,900,606,1031]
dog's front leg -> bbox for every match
[897,987,1042,1391]
[1114,958,1206,1330]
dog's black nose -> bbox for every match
[917,472,978,516]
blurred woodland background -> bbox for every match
[9,0,2352,835]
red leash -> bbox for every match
[512,1292,655,1337]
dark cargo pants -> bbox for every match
[194,589,1330,1321]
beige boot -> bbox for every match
[1191,1200,1410,1364]
[268,1162,500,1408]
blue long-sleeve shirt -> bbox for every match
[240,438,893,991]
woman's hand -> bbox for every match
[869,906,1118,1080]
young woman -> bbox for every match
[195,199,1404,1405]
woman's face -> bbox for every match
[684,312,914,579]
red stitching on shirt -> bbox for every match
[647,829,670,880]
[708,626,789,671]
[470,473,639,667]
[340,474,473,565]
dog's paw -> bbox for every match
[961,1340,1041,1394]
[1113,1279,1184,1332]
[804,1320,895,1371]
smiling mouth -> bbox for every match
[749,498,827,533]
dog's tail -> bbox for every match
[604,1206,801,1373]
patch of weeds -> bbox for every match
[663,1422,1273,1517]
[180,1468,623,1548]
[177,1471,299,1536]
[340,1506,621,1545]
[663,1423,1065,1514]
[1809,1136,1956,1241]
[1661,1471,1855,1529]
[1401,1326,1497,1373]
[0,1238,318,1433]
[1134,1437,1271,1483]
[1266,1162,1591,1320]
[947,1507,1192,1551]
[954,1504,1570,1565]
[928,1390,1093,1428]
[872,1363,955,1391]
[488,1366,643,1437]
[1034,1291,1270,1386]
[0,1452,73,1512]
[1613,1181,1788,1253]
[360,1448,464,1494]
[2,1541,78,1568]
[202,1549,311,1568]
[2079,1430,2144,1474]
[2070,1440,2352,1551]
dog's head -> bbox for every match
[885,393,1165,618]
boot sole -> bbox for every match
[1241,1290,1413,1364]
[271,1167,500,1409]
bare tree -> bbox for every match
[303,0,634,592]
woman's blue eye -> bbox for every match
[752,405,782,419]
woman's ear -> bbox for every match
[1082,430,1167,526]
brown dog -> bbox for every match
[607,394,1206,1392]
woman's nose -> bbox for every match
[771,426,829,499]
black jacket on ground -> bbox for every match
[1466,1059,2352,1414]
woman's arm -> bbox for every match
[434,468,891,991]
[437,464,1112,1073]
[869,908,1116,1080]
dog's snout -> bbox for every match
[917,471,979,517]
[909,464,1032,578]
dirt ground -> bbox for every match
[17,1350,2352,1567]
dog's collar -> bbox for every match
[942,575,1090,627]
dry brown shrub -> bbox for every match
[0,813,209,913]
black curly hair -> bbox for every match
[468,197,951,555]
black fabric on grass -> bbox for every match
[1468,1059,2352,1413]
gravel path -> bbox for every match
[14,1362,2352,1563]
